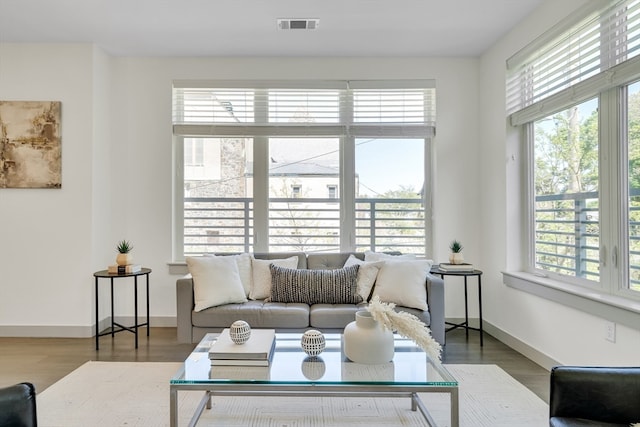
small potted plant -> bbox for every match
[449,240,464,264]
[116,240,133,266]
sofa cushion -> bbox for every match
[249,256,299,300]
[192,300,310,329]
[309,303,367,328]
[307,253,358,269]
[186,256,248,312]
[269,264,362,305]
[372,259,432,311]
[343,254,384,301]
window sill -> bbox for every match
[502,271,640,331]
[168,261,188,276]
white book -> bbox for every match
[209,329,276,360]
[438,263,474,272]
[211,358,271,366]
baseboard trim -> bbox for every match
[475,320,559,371]
[446,317,559,370]
[0,316,176,338]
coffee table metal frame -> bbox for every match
[170,333,458,427]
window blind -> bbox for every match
[507,0,640,118]
[173,80,436,137]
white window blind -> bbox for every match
[173,80,436,137]
[507,0,640,119]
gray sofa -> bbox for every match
[176,252,445,345]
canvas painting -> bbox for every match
[0,101,62,188]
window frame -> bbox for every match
[514,80,640,303]
[505,0,640,329]
[172,80,435,260]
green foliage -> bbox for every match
[449,240,463,253]
[534,104,599,197]
[116,240,133,254]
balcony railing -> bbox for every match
[184,197,426,256]
[536,190,640,290]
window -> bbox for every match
[507,0,640,303]
[532,99,600,282]
[290,185,302,198]
[355,138,425,252]
[173,80,435,258]
[184,139,204,166]
[327,185,337,199]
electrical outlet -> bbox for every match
[605,321,616,343]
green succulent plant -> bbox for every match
[449,240,463,253]
[116,240,133,254]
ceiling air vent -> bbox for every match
[277,18,319,30]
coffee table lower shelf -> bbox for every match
[170,383,459,427]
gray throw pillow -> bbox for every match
[269,264,362,305]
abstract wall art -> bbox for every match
[0,101,62,188]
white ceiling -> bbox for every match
[0,0,544,57]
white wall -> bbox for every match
[479,0,640,367]
[0,51,480,334]
[0,44,98,335]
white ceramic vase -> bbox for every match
[229,320,251,344]
[301,329,326,356]
[343,310,394,364]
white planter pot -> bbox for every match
[449,252,464,264]
[343,310,394,364]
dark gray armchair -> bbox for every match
[0,382,37,427]
[549,366,640,427]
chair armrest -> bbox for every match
[0,382,37,427]
[426,273,445,346]
[176,276,195,343]
[550,366,640,424]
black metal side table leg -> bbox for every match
[110,278,115,337]
[95,277,99,350]
[134,275,139,349]
[463,277,469,339]
[478,275,484,347]
[146,273,150,337]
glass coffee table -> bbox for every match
[170,332,458,427]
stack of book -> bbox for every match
[209,328,276,366]
[107,264,142,274]
[438,263,475,272]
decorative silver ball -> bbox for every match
[229,320,251,344]
[301,329,325,356]
[301,356,326,380]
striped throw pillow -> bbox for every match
[269,264,362,305]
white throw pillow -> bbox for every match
[249,256,299,300]
[344,255,384,301]
[204,253,253,296]
[372,259,432,311]
[186,256,248,312]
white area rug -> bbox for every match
[36,361,548,427]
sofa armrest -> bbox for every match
[176,276,195,343]
[549,366,640,424]
[425,273,445,346]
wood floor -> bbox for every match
[0,326,551,403]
